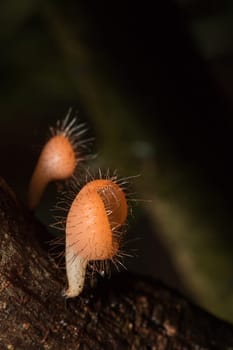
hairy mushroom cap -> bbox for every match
[28,110,92,210]
[66,179,128,261]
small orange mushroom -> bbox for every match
[64,177,128,298]
[28,109,92,210]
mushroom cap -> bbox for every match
[38,135,76,181]
[28,134,76,209]
[66,179,128,261]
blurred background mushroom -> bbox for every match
[0,0,233,322]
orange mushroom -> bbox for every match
[28,109,92,210]
[64,178,128,298]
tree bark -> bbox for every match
[0,177,232,350]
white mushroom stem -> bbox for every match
[64,247,87,298]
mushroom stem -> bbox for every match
[64,247,87,298]
[28,165,49,210]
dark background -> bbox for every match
[0,0,233,322]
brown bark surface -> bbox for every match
[0,177,233,350]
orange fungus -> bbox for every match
[64,179,128,298]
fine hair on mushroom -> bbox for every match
[51,169,134,298]
[28,108,93,210]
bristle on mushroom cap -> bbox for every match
[66,179,128,261]
[28,109,92,210]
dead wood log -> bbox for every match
[0,177,232,350]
